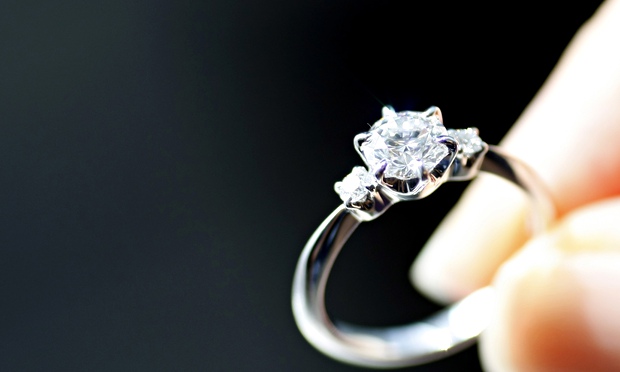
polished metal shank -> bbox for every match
[291,146,554,368]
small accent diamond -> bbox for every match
[334,166,376,203]
[448,128,484,156]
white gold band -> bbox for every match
[291,107,554,369]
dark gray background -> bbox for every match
[0,1,603,371]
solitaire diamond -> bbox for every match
[359,109,450,180]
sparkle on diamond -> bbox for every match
[360,110,449,180]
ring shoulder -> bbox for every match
[345,186,396,222]
[448,142,489,181]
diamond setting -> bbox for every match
[334,166,376,203]
[334,106,486,213]
[359,109,450,180]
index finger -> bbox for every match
[411,0,620,304]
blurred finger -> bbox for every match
[480,197,620,372]
[411,0,620,303]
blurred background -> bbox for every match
[0,0,604,371]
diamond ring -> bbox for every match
[291,106,555,368]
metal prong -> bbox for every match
[423,106,443,123]
[353,132,371,158]
[436,134,458,154]
[381,106,396,118]
[354,132,370,151]
[373,161,388,183]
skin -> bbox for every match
[410,0,620,370]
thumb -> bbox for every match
[480,197,620,372]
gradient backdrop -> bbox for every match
[0,1,603,371]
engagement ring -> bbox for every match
[291,106,554,368]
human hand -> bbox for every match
[410,0,620,370]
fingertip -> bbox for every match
[480,241,620,372]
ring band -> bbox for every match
[291,106,555,368]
